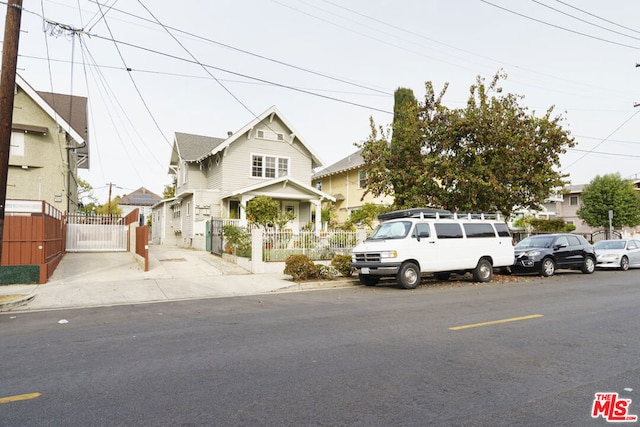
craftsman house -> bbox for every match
[311,148,393,225]
[9,74,88,213]
[151,106,335,249]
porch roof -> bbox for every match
[223,176,335,202]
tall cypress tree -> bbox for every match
[390,88,421,208]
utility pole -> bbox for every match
[107,182,113,215]
[0,0,23,264]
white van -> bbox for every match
[351,208,514,289]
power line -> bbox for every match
[85,0,391,96]
[562,109,640,171]
[480,0,640,50]
[555,0,640,36]
[531,0,640,42]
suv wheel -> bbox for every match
[541,258,555,277]
[581,256,595,274]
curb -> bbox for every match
[0,294,36,312]
[278,278,360,291]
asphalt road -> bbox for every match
[1,269,639,426]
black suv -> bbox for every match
[512,233,596,277]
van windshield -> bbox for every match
[368,221,412,240]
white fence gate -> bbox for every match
[66,214,128,252]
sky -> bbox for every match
[3,0,640,203]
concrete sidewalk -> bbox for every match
[0,246,358,312]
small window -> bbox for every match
[265,156,276,178]
[493,223,511,238]
[277,133,284,141]
[567,235,580,246]
[434,223,463,239]
[412,223,430,238]
[257,130,265,139]
[463,223,496,238]
[569,195,578,206]
[315,180,322,191]
[252,155,263,177]
[186,202,191,217]
[278,158,288,177]
[358,170,367,189]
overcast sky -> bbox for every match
[4,0,640,203]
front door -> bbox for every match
[282,201,299,233]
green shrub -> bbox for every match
[283,255,318,281]
[331,254,353,277]
[222,224,251,257]
[316,264,340,280]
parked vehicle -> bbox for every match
[594,239,640,271]
[350,208,514,289]
[512,234,596,277]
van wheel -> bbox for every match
[397,262,420,289]
[359,275,379,286]
[472,258,493,282]
[581,256,595,274]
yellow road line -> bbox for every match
[0,393,41,404]
[449,314,544,331]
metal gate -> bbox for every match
[66,214,128,252]
[210,219,224,255]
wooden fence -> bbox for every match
[1,200,65,284]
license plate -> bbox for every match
[361,267,370,274]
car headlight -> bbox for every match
[380,250,397,259]
[525,251,541,257]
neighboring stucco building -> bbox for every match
[152,106,335,249]
[311,148,393,225]
[8,74,88,213]
[555,182,640,237]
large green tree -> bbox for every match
[577,173,640,229]
[360,72,575,216]
[245,195,294,229]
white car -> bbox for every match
[594,239,640,271]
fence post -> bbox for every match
[251,228,264,274]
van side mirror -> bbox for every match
[416,231,429,241]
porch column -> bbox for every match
[311,199,322,235]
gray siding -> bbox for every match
[219,117,314,193]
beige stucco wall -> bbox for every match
[9,87,79,213]
[313,168,393,224]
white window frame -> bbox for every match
[251,154,290,178]
[358,170,367,189]
[255,128,285,141]
[10,131,24,156]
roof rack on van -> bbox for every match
[378,208,503,221]
[454,212,503,220]
[377,208,452,221]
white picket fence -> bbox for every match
[262,230,358,262]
